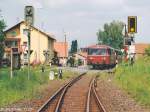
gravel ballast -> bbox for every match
[97,76,150,112]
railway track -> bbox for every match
[86,76,107,112]
[37,72,106,112]
[37,72,86,112]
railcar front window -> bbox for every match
[88,49,106,55]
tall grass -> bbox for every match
[115,57,150,106]
[0,68,49,107]
[0,67,78,107]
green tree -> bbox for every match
[74,40,78,53]
[70,40,78,54]
[0,15,6,62]
[97,21,124,49]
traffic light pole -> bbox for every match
[28,30,31,80]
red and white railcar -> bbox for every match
[87,45,117,69]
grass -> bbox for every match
[114,56,150,106]
[0,67,49,107]
[0,66,78,107]
[96,57,150,107]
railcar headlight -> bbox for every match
[103,57,106,60]
[89,57,93,60]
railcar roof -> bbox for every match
[86,44,122,52]
[87,45,111,49]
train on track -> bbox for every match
[87,44,122,69]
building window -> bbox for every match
[24,53,28,59]
[23,41,27,46]
[5,40,18,48]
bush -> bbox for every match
[145,46,150,56]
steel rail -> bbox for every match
[92,79,107,112]
[55,73,84,112]
[86,77,107,112]
[37,72,86,112]
[86,77,93,112]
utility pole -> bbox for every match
[64,32,67,58]
[124,24,128,46]
[63,30,67,66]
[27,30,31,80]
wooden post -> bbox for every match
[10,48,13,79]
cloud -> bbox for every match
[26,0,43,8]
[1,0,150,46]
[47,0,69,8]
[92,0,124,6]
[45,0,124,8]
[124,0,150,7]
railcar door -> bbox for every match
[108,48,116,65]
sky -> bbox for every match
[0,0,150,47]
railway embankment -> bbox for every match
[115,57,150,107]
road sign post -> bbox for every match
[25,6,34,80]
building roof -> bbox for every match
[54,42,68,58]
[74,53,87,60]
[135,43,150,54]
[77,52,88,58]
[4,21,56,40]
